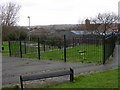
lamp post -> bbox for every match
[28,16,30,40]
[118,1,120,32]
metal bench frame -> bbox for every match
[20,68,74,89]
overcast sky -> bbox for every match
[0,0,119,26]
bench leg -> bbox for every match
[20,76,23,90]
[70,68,74,82]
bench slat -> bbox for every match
[22,70,71,81]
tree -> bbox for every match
[0,2,21,26]
[0,2,22,41]
[7,26,28,41]
[91,12,119,34]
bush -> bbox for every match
[8,29,28,41]
[45,36,64,48]
[30,35,65,48]
[2,26,28,41]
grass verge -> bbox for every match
[1,85,19,90]
[47,69,118,88]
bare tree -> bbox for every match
[0,2,21,26]
[91,12,119,34]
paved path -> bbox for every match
[2,45,119,87]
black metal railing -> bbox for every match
[103,33,117,64]
[8,32,117,64]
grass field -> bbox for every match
[1,85,19,90]
[2,41,60,56]
[2,41,9,56]
[23,45,103,63]
[47,69,119,88]
[2,69,119,89]
[2,41,103,63]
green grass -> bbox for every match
[2,41,60,56]
[2,41,9,56]
[2,41,103,63]
[23,45,103,63]
[47,69,119,88]
[1,85,19,90]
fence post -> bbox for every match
[103,35,105,64]
[73,37,74,47]
[111,32,114,57]
[79,37,80,45]
[8,41,11,57]
[70,68,74,82]
[43,40,46,52]
[74,38,77,46]
[20,76,23,90]
[64,35,66,62]
[38,38,40,60]
[20,41,22,58]
[24,41,26,54]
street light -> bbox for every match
[28,16,30,30]
[28,16,30,40]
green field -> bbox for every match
[1,85,19,90]
[2,41,9,56]
[47,69,119,88]
[2,41,59,56]
[2,41,103,63]
[23,45,103,63]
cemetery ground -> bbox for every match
[1,41,119,89]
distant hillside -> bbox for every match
[24,24,81,30]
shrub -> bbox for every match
[2,26,28,41]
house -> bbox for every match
[30,27,50,35]
[71,19,118,31]
[49,29,76,38]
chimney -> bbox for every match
[85,19,90,25]
[85,19,90,30]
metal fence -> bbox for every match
[66,34,103,63]
[8,33,117,64]
[103,33,117,64]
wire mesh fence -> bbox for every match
[38,38,65,61]
[65,34,103,63]
[9,41,20,57]
[8,32,117,64]
[103,33,117,64]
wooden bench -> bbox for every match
[20,68,74,89]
